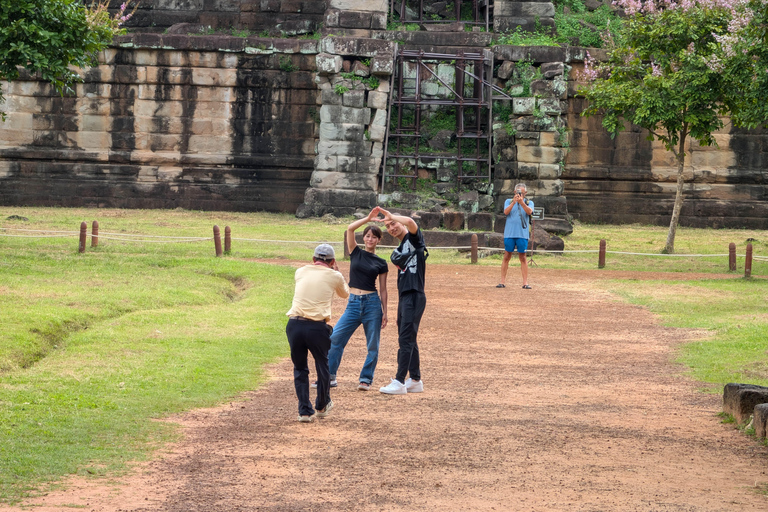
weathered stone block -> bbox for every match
[321,88,343,105]
[495,2,556,17]
[330,0,387,10]
[339,10,373,28]
[315,154,338,171]
[755,403,768,439]
[368,124,386,142]
[342,90,366,108]
[467,212,493,231]
[723,383,768,424]
[311,171,377,190]
[371,55,394,76]
[513,97,535,115]
[539,163,562,179]
[497,61,515,80]
[413,211,442,230]
[517,146,565,165]
[541,62,564,78]
[442,211,465,230]
[316,53,343,75]
[320,105,372,125]
[367,91,388,110]
[318,140,372,157]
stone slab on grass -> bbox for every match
[723,383,768,424]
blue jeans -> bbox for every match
[328,293,383,385]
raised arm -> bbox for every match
[379,207,418,234]
[346,208,380,254]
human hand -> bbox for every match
[368,206,382,221]
[378,208,392,221]
[381,315,388,329]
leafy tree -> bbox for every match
[0,0,132,120]
[580,0,746,253]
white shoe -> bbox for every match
[297,414,315,423]
[379,379,407,395]
[405,378,423,393]
[316,399,334,418]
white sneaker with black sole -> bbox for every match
[379,379,407,395]
[405,378,423,393]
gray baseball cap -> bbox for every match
[313,243,335,260]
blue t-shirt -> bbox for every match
[503,198,534,240]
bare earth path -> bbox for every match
[6,265,768,511]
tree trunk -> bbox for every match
[664,128,688,254]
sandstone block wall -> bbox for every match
[565,60,768,229]
[111,0,327,36]
[0,34,322,211]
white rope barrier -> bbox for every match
[0,233,78,238]
[0,228,79,234]
[231,237,343,245]
[94,235,212,243]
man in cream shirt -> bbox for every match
[286,244,349,422]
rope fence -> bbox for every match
[1,222,764,277]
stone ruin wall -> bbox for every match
[0,36,324,211]
[0,0,766,228]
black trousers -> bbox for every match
[286,318,333,416]
[395,291,426,384]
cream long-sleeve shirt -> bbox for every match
[286,264,349,322]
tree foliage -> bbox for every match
[579,1,744,253]
[0,0,132,119]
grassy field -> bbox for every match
[1,206,767,503]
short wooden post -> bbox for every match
[78,222,87,253]
[224,226,231,254]
[470,234,478,264]
[745,243,753,278]
[343,231,350,259]
[91,220,99,248]
[729,242,736,271]
[213,225,222,257]
[598,239,606,269]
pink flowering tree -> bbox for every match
[712,0,768,128]
[580,0,747,253]
[0,0,135,120]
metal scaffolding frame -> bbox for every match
[391,0,492,31]
[381,49,497,194]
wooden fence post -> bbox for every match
[745,243,753,278]
[213,225,222,257]
[598,239,606,269]
[470,234,478,264]
[729,242,736,271]
[91,220,99,248]
[224,226,231,254]
[78,222,87,253]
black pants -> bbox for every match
[395,291,426,384]
[286,318,333,416]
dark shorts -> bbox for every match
[504,237,528,253]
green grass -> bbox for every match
[0,207,304,503]
[606,278,768,393]
[1,206,767,502]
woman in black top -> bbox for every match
[326,208,389,391]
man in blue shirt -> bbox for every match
[497,183,533,289]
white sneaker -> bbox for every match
[379,379,407,395]
[310,379,337,389]
[297,414,315,423]
[405,378,423,393]
[316,399,334,418]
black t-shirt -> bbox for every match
[348,246,388,292]
[390,228,428,295]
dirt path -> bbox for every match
[7,266,768,511]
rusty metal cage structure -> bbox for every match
[381,49,495,194]
[391,0,492,31]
